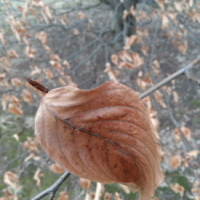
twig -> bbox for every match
[139,54,200,99]
[31,172,71,200]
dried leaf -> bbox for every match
[118,61,133,69]
[156,0,165,11]
[180,126,191,141]
[3,79,13,89]
[7,50,19,60]
[170,183,184,197]
[24,153,35,163]
[25,46,36,58]
[63,60,70,69]
[161,13,169,30]
[61,14,68,25]
[118,51,132,62]
[174,2,182,12]
[30,7,40,22]
[123,36,140,50]
[152,66,159,76]
[10,96,20,104]
[73,29,80,35]
[49,163,65,174]
[132,53,143,69]
[42,44,52,53]
[35,81,164,200]
[58,77,66,86]
[50,61,63,70]
[140,45,148,56]
[104,63,118,82]
[153,60,160,68]
[23,89,33,104]
[35,31,47,44]
[23,138,40,153]
[104,192,111,200]
[0,73,6,79]
[77,12,85,19]
[172,40,178,47]
[173,128,180,143]
[118,183,130,194]
[41,7,49,24]
[43,68,53,80]
[195,196,200,200]
[178,40,187,54]
[57,191,69,200]
[65,75,77,87]
[5,189,18,200]
[23,36,29,46]
[79,178,91,190]
[114,192,122,200]
[50,54,61,61]
[33,169,43,186]
[0,197,10,200]
[111,54,118,65]
[173,91,178,104]
[0,32,7,45]
[31,65,41,77]
[9,104,22,115]
[169,155,181,169]
[3,171,19,189]
[154,90,166,108]
[2,99,8,111]
[2,57,10,67]
[185,150,199,158]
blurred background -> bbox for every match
[0,0,200,199]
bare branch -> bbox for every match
[31,172,71,200]
[139,55,200,99]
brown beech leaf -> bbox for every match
[173,128,180,143]
[169,155,182,169]
[170,183,184,197]
[180,126,191,141]
[57,191,69,200]
[111,54,118,65]
[104,192,111,200]
[33,169,43,186]
[79,178,91,190]
[35,81,164,200]
[22,89,33,104]
[9,104,22,116]
[3,171,19,190]
[49,163,65,174]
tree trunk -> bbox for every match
[101,0,138,36]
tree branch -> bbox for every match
[31,172,71,200]
[139,54,200,99]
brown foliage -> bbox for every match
[35,81,164,200]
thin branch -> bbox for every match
[139,54,200,99]
[31,172,71,200]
